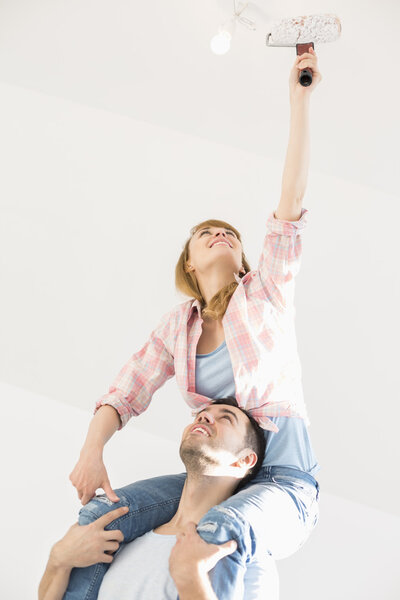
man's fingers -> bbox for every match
[104,529,124,542]
[101,553,114,564]
[104,541,120,553]
[97,506,129,528]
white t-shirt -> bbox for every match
[98,529,278,600]
[98,530,177,599]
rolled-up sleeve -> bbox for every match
[256,208,308,309]
[94,311,176,429]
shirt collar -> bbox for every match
[190,298,203,318]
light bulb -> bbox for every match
[210,18,236,55]
[210,31,231,55]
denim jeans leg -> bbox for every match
[193,468,319,600]
[63,473,186,600]
[194,504,253,600]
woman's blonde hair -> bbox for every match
[175,219,251,320]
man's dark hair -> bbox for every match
[210,397,267,491]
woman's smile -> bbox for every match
[210,240,232,248]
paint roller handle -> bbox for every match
[299,68,313,87]
[296,42,314,88]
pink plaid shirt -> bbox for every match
[95,209,309,433]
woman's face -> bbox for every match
[187,225,244,277]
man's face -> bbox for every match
[179,404,254,477]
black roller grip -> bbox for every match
[299,69,313,87]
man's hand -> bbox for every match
[51,505,128,569]
[39,506,128,600]
[169,522,237,599]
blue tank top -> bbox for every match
[195,340,320,476]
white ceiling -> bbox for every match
[0,0,398,198]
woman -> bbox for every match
[66,48,322,599]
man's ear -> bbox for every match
[233,450,257,471]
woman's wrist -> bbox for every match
[80,441,104,456]
[290,88,311,109]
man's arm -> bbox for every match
[38,557,72,600]
[38,506,128,600]
[175,573,218,600]
[276,47,321,222]
[169,522,237,600]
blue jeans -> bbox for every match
[64,466,319,600]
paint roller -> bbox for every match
[266,14,342,86]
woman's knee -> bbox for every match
[78,492,130,526]
[196,505,254,561]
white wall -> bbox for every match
[1,382,399,599]
[278,494,400,600]
[0,382,182,599]
[0,82,399,516]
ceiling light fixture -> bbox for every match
[210,1,256,55]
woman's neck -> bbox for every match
[197,268,237,305]
[201,315,223,329]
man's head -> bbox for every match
[179,397,266,489]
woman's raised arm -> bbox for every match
[275,47,321,222]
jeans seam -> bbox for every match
[130,497,182,513]
[82,496,182,525]
[84,564,103,600]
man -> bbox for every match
[38,398,277,599]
